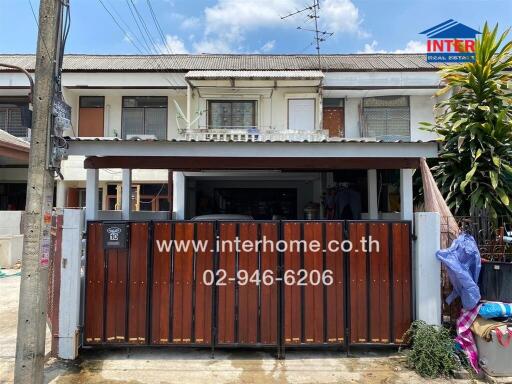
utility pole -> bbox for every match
[14,0,63,382]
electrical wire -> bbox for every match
[146,0,169,52]
[97,0,147,55]
[125,0,154,54]
[126,0,180,87]
[97,0,181,89]
[27,0,52,59]
[96,0,180,89]
[106,0,151,56]
[129,0,160,53]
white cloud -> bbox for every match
[181,17,200,29]
[157,34,189,54]
[194,0,365,53]
[360,40,426,54]
[193,39,233,54]
[360,40,386,53]
[321,0,368,38]
[394,40,427,53]
[260,40,275,52]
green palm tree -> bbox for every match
[424,23,512,217]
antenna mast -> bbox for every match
[281,0,333,70]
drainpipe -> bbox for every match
[0,63,35,105]
[185,79,193,130]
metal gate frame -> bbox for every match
[83,219,412,358]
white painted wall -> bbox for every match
[0,211,22,235]
[414,212,441,325]
[344,97,361,138]
[173,172,186,219]
[58,209,83,359]
[410,95,438,141]
[60,156,168,182]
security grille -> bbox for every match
[362,96,410,141]
[208,100,256,129]
[0,106,29,138]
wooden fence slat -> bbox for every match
[349,222,368,344]
[392,223,412,343]
[194,222,214,345]
[127,223,148,344]
[283,222,302,345]
[151,222,171,344]
[368,222,390,343]
[84,223,105,344]
[325,222,344,344]
[303,222,324,344]
[260,223,279,345]
[217,223,237,344]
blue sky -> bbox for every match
[0,0,510,55]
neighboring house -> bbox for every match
[0,128,29,210]
[0,54,440,220]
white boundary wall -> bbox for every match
[413,212,441,325]
[57,209,84,359]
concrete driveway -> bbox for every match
[1,271,475,384]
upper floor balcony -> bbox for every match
[70,91,432,143]
[181,126,328,142]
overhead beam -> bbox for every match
[84,156,421,170]
[67,140,439,159]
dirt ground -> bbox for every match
[1,270,479,384]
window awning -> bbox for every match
[185,70,324,80]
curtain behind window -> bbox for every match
[122,108,144,138]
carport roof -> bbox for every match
[0,130,29,164]
[65,137,439,170]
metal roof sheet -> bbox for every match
[65,136,436,144]
[0,130,30,149]
[185,70,324,79]
[0,54,439,72]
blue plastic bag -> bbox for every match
[436,233,481,309]
[479,301,512,319]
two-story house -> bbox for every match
[0,53,439,221]
[0,53,445,353]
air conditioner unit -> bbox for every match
[126,134,158,140]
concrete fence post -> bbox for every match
[57,208,84,359]
[414,212,442,326]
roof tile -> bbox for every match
[0,54,439,72]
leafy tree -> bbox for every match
[424,24,512,217]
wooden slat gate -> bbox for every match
[84,220,412,356]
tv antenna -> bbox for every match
[281,0,333,69]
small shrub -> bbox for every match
[403,320,462,378]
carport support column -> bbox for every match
[56,180,68,208]
[85,168,99,221]
[367,169,378,219]
[400,169,414,221]
[122,169,132,220]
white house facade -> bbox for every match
[0,54,440,221]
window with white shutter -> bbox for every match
[288,99,315,131]
[362,96,410,141]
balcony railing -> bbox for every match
[181,126,328,142]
